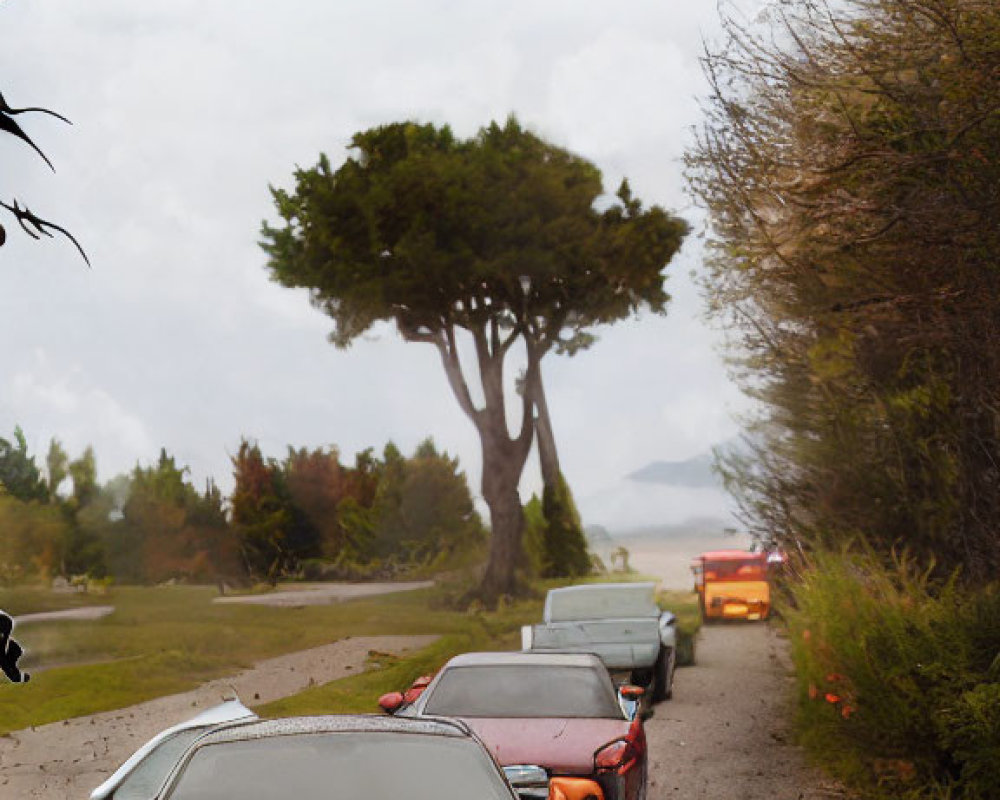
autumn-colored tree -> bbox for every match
[283,446,349,559]
[230,440,296,584]
[109,450,235,583]
[0,495,67,583]
[370,439,485,565]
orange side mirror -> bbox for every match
[548,777,605,800]
[619,685,644,699]
[377,691,405,714]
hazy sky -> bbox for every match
[0,0,753,530]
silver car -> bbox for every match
[92,705,521,800]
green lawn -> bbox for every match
[0,584,543,734]
[0,576,700,733]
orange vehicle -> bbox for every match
[690,550,770,621]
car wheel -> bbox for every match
[652,645,672,702]
[663,646,675,700]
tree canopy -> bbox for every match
[261,117,687,599]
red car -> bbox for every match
[379,652,648,800]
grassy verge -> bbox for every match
[0,573,692,734]
[0,584,542,734]
[657,589,701,666]
[784,551,1000,799]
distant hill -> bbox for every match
[584,524,614,547]
[627,452,721,488]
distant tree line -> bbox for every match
[0,428,488,586]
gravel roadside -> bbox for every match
[0,634,438,800]
[646,623,850,800]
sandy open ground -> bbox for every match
[615,532,755,590]
[0,634,438,800]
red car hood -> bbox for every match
[457,717,631,774]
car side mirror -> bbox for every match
[619,684,644,699]
[548,776,605,800]
[377,691,405,714]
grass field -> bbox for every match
[0,577,702,734]
[0,584,543,734]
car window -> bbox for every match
[545,585,659,622]
[165,732,512,800]
[422,665,623,718]
[110,728,208,800]
[704,560,766,581]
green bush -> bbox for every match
[539,475,591,578]
[786,551,1000,799]
[656,589,701,667]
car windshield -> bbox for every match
[165,732,511,800]
[422,664,623,718]
[545,584,660,622]
[704,559,766,581]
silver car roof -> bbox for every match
[442,650,608,669]
[190,714,472,747]
[90,699,257,800]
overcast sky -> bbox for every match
[0,0,755,531]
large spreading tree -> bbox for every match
[261,118,687,599]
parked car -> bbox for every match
[379,651,648,800]
[690,550,771,621]
[91,700,601,800]
[522,582,676,701]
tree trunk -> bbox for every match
[476,392,532,601]
[480,481,524,599]
[533,368,560,490]
[427,322,535,604]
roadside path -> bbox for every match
[14,606,116,625]
[212,580,434,607]
[646,624,849,799]
[0,634,437,800]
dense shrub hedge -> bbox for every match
[786,552,1000,799]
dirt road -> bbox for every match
[212,581,435,607]
[646,623,848,799]
[0,634,437,800]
